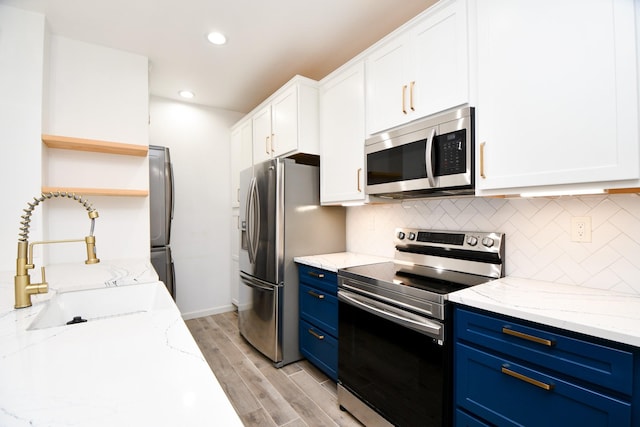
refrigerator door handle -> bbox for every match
[246,177,260,265]
[240,272,275,292]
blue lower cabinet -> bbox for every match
[299,319,338,381]
[455,342,630,427]
[297,265,339,381]
[454,306,638,427]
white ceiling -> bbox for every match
[2,0,435,113]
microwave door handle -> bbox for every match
[425,128,437,188]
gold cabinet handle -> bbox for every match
[265,136,270,155]
[502,327,554,347]
[357,168,362,192]
[308,329,325,340]
[307,290,325,300]
[402,84,408,114]
[409,81,415,111]
[480,142,486,179]
[501,366,554,391]
[308,271,325,279]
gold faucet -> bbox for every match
[14,192,100,309]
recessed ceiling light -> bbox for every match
[207,31,227,45]
[179,90,195,99]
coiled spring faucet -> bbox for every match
[14,192,100,309]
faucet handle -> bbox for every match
[40,266,47,284]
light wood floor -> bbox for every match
[185,311,363,427]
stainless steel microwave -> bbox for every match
[365,105,474,199]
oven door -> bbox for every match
[337,289,451,427]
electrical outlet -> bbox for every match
[571,216,592,242]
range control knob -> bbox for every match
[397,231,406,240]
[482,237,495,248]
[466,236,478,246]
[408,232,416,241]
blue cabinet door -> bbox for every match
[455,342,631,427]
[299,318,338,381]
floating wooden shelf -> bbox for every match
[41,187,148,197]
[42,134,148,157]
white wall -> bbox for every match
[347,194,640,295]
[149,96,243,318]
[43,35,149,264]
[0,6,46,271]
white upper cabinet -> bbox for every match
[251,76,319,163]
[366,0,469,135]
[475,0,639,194]
[319,61,367,205]
[230,118,252,207]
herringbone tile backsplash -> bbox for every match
[346,194,640,295]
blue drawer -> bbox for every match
[298,265,337,295]
[455,308,634,395]
[299,284,338,337]
[455,342,631,427]
[299,318,337,381]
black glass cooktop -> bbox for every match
[339,261,491,296]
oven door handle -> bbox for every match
[338,290,443,341]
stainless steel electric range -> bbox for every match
[337,228,505,427]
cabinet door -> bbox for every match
[239,120,253,172]
[252,105,272,164]
[455,342,631,427]
[476,0,639,193]
[412,0,469,118]
[230,127,241,207]
[271,84,298,157]
[320,61,367,205]
[365,35,410,135]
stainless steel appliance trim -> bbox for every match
[339,276,443,319]
[337,384,394,427]
[338,289,444,341]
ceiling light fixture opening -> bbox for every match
[179,90,195,99]
[207,32,227,45]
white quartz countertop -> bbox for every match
[0,259,242,426]
[294,252,392,272]
[449,276,640,348]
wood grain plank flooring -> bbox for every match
[186,311,362,427]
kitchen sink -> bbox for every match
[28,281,172,330]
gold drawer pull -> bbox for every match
[502,327,554,347]
[308,329,325,340]
[308,290,325,300]
[502,366,554,391]
[308,271,325,279]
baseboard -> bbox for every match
[181,304,235,320]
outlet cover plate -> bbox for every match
[571,216,592,242]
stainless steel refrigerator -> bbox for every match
[149,145,176,299]
[239,158,345,367]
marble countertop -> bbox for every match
[0,259,242,426]
[449,276,640,348]
[294,252,392,272]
